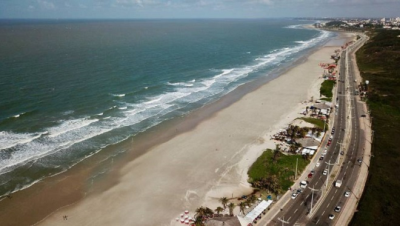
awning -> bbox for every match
[243,200,273,223]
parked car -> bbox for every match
[308,173,313,178]
[310,170,315,175]
[329,214,335,220]
[334,206,341,212]
[361,114,366,117]
[323,169,328,175]
[316,162,320,167]
[319,156,324,161]
[345,191,351,197]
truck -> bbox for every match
[335,180,342,188]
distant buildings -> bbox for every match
[310,16,400,30]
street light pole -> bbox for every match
[325,160,335,191]
[278,217,290,226]
[308,186,319,214]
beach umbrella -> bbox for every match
[184,215,189,219]
[181,214,184,218]
[176,218,179,221]
[185,220,190,224]
[185,210,189,214]
[180,219,185,223]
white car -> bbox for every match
[323,169,328,176]
[345,191,351,197]
[329,214,335,220]
[291,193,298,199]
[334,206,341,212]
[316,162,320,167]
[300,180,308,188]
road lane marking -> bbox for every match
[294,209,298,213]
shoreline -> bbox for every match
[0,32,354,226]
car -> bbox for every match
[340,151,344,155]
[300,180,308,188]
[291,193,298,199]
[310,170,315,175]
[358,158,363,163]
[323,169,328,175]
[308,173,313,178]
[334,206,341,212]
[319,156,324,161]
[345,191,351,197]
[327,141,332,146]
[296,189,302,194]
[361,114,367,117]
[316,162,320,167]
[329,214,335,220]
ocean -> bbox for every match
[0,19,332,196]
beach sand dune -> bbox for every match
[37,38,351,226]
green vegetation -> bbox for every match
[299,117,328,131]
[350,30,400,226]
[248,149,309,193]
[320,80,336,101]
[325,21,348,27]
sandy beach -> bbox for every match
[0,32,354,226]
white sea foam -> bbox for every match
[47,118,99,138]
[0,131,44,150]
[111,93,125,97]
[118,107,127,110]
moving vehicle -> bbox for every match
[335,180,342,188]
[323,169,328,175]
[329,214,335,220]
[345,191,350,197]
[300,180,308,188]
[291,193,298,199]
[334,206,341,212]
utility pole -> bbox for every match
[295,158,298,180]
[325,160,335,191]
[308,186,319,214]
[278,217,290,226]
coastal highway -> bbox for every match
[268,36,367,226]
[309,36,368,226]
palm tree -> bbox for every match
[204,207,214,217]
[215,206,224,215]
[220,197,228,210]
[194,216,205,226]
[227,203,235,216]
[239,202,246,215]
[248,195,257,204]
[195,207,206,219]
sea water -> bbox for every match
[0,19,332,195]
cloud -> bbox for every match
[37,0,56,10]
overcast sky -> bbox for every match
[0,0,399,19]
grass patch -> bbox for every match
[299,117,328,131]
[320,97,332,102]
[248,149,309,192]
[320,80,336,99]
[350,30,400,226]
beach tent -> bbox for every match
[239,200,273,225]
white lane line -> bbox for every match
[331,196,334,201]
[301,201,304,205]
[294,209,298,213]
[322,210,326,215]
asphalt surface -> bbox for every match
[268,36,367,226]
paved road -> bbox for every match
[268,36,367,226]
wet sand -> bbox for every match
[0,32,354,226]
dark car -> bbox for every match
[319,156,324,161]
[361,114,367,117]
[308,173,313,178]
